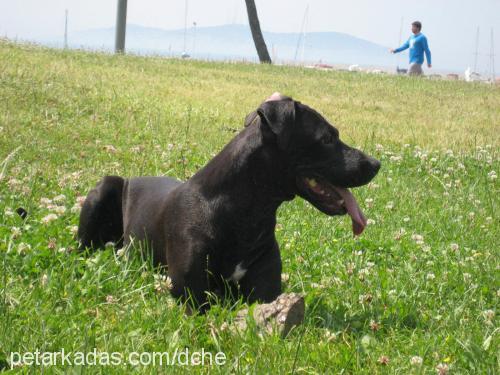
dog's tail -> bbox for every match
[78,176,124,250]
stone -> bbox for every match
[234,293,305,337]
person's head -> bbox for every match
[412,21,422,34]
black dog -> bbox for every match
[78,93,380,309]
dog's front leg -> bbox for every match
[167,243,211,312]
[238,242,282,304]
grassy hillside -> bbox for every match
[0,41,498,373]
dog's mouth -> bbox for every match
[296,176,368,235]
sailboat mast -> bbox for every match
[183,0,188,53]
[301,5,309,64]
[491,28,496,81]
[473,27,479,72]
[294,4,309,64]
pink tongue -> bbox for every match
[333,187,367,236]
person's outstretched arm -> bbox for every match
[391,39,410,53]
[423,37,432,67]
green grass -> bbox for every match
[0,40,498,373]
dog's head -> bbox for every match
[246,93,381,235]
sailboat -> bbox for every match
[181,0,190,59]
[395,17,407,74]
[294,5,309,65]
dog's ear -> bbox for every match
[244,111,259,128]
[257,99,296,149]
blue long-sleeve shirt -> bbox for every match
[394,33,432,65]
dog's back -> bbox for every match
[78,176,181,251]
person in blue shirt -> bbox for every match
[391,21,432,76]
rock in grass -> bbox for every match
[234,293,304,337]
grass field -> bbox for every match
[0,40,498,373]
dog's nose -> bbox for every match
[369,157,381,173]
[361,157,381,176]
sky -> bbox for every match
[0,0,499,74]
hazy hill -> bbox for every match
[43,24,397,68]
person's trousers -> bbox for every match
[408,63,423,76]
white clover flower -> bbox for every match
[426,273,436,280]
[410,356,423,366]
[324,329,337,342]
[41,213,58,224]
[116,248,126,257]
[7,178,21,188]
[436,363,449,374]
[154,274,173,293]
[40,197,52,207]
[17,242,31,254]
[311,282,326,289]
[281,273,290,282]
[359,268,370,276]
[104,145,117,153]
[5,208,14,217]
[52,194,66,202]
[394,228,406,240]
[369,320,380,331]
[377,355,389,365]
[366,219,376,225]
[450,243,459,252]
[482,309,495,322]
[53,206,66,215]
[11,226,21,238]
[403,217,410,222]
[385,201,394,210]
[487,170,497,180]
[411,234,424,245]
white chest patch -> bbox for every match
[230,263,247,282]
